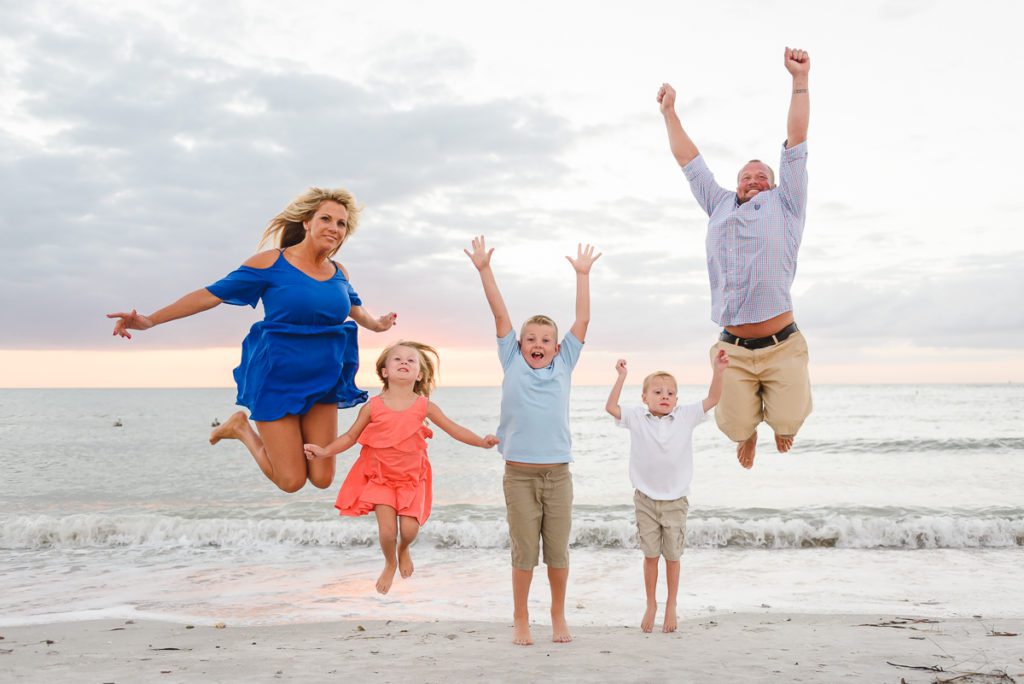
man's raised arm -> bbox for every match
[658,83,700,167]
[784,47,810,147]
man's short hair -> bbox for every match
[739,159,775,185]
[642,371,677,393]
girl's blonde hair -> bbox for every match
[260,187,361,258]
[375,341,440,397]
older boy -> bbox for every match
[605,351,727,632]
[465,235,600,646]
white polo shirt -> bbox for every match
[615,402,709,500]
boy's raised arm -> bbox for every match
[605,359,628,420]
[465,235,513,338]
[702,349,729,413]
[566,243,601,342]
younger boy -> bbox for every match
[605,351,728,632]
[465,235,600,646]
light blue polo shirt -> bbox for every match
[496,329,583,463]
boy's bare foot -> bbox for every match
[376,562,397,594]
[209,411,248,445]
[551,614,573,643]
[737,431,757,469]
[775,433,794,452]
[512,616,533,646]
[398,547,414,579]
[662,604,678,633]
[641,602,656,633]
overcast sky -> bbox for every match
[1,0,1022,387]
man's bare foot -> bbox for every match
[398,547,414,579]
[737,431,757,469]
[551,614,573,643]
[513,616,533,646]
[641,602,656,633]
[376,562,397,594]
[209,411,248,445]
[775,433,794,453]
[662,604,678,633]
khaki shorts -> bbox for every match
[710,330,812,442]
[634,490,689,561]
[503,463,573,570]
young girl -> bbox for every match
[304,341,498,594]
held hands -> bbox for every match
[657,83,676,115]
[106,309,154,340]
[784,47,810,77]
[566,243,602,274]
[712,348,729,373]
[303,443,332,460]
[464,235,494,271]
[615,359,628,378]
[481,434,499,448]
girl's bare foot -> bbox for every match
[662,604,678,633]
[376,562,397,594]
[513,616,533,645]
[737,431,757,469]
[551,613,573,643]
[398,547,414,579]
[209,411,248,445]
[641,602,656,633]
[775,433,794,452]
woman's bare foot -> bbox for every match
[662,604,678,633]
[737,431,757,469]
[398,546,414,579]
[775,433,794,452]
[513,616,533,646]
[551,613,573,643]
[376,562,397,594]
[641,602,656,633]
[209,411,248,445]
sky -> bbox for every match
[1,0,1022,388]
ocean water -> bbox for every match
[1,385,1022,627]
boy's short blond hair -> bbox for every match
[642,371,677,393]
[519,314,558,340]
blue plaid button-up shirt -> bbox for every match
[683,141,808,327]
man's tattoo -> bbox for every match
[793,88,808,94]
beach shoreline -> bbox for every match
[2,613,1021,683]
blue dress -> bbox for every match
[206,250,368,421]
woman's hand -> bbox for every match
[106,309,154,340]
[377,312,397,331]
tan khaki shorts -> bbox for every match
[710,330,812,442]
[634,490,689,561]
[503,463,573,570]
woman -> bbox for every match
[108,187,396,492]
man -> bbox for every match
[658,47,811,469]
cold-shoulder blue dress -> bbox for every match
[206,250,368,421]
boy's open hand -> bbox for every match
[615,359,628,377]
[712,348,729,372]
[464,235,494,271]
[566,243,602,274]
[303,443,330,460]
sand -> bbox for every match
[1,613,1021,682]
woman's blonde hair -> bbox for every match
[260,187,361,258]
[375,341,440,397]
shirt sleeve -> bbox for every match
[682,154,734,217]
[558,331,584,371]
[206,266,268,308]
[497,330,519,371]
[683,401,711,428]
[777,140,808,220]
[615,405,639,430]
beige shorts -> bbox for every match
[634,490,689,561]
[710,330,812,442]
[503,463,573,570]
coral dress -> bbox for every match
[335,395,434,525]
